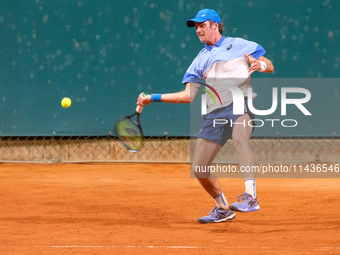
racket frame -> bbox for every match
[115,111,144,153]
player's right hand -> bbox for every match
[137,92,152,107]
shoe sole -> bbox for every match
[198,211,236,224]
[229,205,260,212]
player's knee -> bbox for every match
[191,164,211,178]
[232,134,249,151]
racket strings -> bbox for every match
[115,118,143,152]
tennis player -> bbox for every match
[137,9,274,223]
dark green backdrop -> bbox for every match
[0,0,339,136]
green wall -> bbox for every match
[0,0,339,136]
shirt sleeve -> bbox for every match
[251,44,266,59]
[235,38,266,59]
[182,57,204,84]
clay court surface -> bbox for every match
[0,163,339,255]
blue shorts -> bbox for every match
[196,101,255,147]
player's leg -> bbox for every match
[229,113,260,212]
[192,138,235,223]
[192,138,222,197]
[232,113,256,183]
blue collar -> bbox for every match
[205,35,225,51]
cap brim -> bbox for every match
[186,18,207,27]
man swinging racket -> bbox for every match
[137,9,274,223]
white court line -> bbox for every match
[2,246,340,249]
[0,246,199,249]
[47,246,199,249]
[319,247,340,249]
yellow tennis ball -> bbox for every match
[61,97,71,108]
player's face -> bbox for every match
[195,21,215,45]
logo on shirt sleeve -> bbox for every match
[227,44,232,50]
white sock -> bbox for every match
[245,179,256,198]
[213,192,229,210]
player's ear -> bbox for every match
[214,22,219,31]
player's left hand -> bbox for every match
[244,53,261,77]
[137,92,152,107]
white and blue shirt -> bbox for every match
[182,36,266,113]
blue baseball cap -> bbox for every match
[186,9,221,27]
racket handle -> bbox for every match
[136,93,147,114]
[136,105,143,113]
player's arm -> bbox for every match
[258,56,274,73]
[137,82,200,107]
[244,53,274,76]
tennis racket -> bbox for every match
[114,94,146,152]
